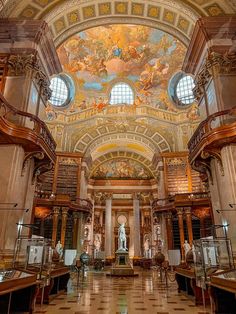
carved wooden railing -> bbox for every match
[152,197,174,211]
[188,107,236,161]
[152,192,210,211]
[35,191,93,213]
[0,92,56,154]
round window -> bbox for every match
[176,75,195,105]
[49,74,74,107]
[168,72,195,107]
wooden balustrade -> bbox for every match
[35,190,93,213]
[188,107,236,162]
[0,92,56,153]
[152,192,210,211]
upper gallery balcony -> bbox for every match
[0,92,56,166]
[188,108,236,180]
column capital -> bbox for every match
[104,192,113,200]
[62,207,68,216]
[176,207,184,215]
[53,207,60,215]
[72,211,79,219]
[133,192,141,200]
[184,207,192,215]
[164,211,173,219]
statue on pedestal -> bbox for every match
[183,240,191,259]
[118,223,127,251]
[56,240,63,259]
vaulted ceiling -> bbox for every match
[1,0,236,47]
[1,0,235,179]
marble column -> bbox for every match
[77,212,84,255]
[52,207,60,247]
[177,208,185,260]
[60,207,68,247]
[133,193,141,257]
[105,194,112,259]
[185,207,193,246]
[165,212,174,250]
[72,212,78,249]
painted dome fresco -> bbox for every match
[57,24,187,112]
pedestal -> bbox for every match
[110,250,137,276]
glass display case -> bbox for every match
[13,236,53,279]
[211,269,236,289]
[193,238,234,288]
[0,269,37,313]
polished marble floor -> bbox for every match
[35,269,210,314]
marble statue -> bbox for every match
[118,223,127,251]
[56,240,63,259]
[183,240,191,258]
[94,234,101,258]
[144,238,150,258]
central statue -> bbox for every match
[118,223,127,251]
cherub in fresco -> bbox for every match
[96,97,107,111]
[97,58,107,77]
[127,45,141,61]
[64,37,86,61]
[139,64,154,91]
[83,55,96,73]
[134,95,144,106]
[66,59,86,73]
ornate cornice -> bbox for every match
[8,54,52,102]
[193,51,236,101]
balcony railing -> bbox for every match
[0,92,56,153]
[188,107,236,161]
[152,192,210,211]
[35,191,93,213]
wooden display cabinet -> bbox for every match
[209,270,236,314]
[0,270,37,314]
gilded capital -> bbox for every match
[62,207,68,216]
[184,207,192,215]
[53,206,60,215]
[176,207,184,215]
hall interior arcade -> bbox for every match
[0,1,236,313]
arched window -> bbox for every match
[49,74,74,107]
[110,82,134,105]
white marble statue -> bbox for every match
[94,234,101,258]
[118,223,127,251]
[183,240,191,258]
[144,238,150,258]
[56,240,63,259]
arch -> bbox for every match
[1,1,233,50]
[73,123,171,156]
[1,0,202,47]
[90,151,158,179]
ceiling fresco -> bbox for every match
[57,24,186,112]
[91,158,153,180]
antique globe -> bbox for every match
[80,252,90,266]
[154,252,165,266]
